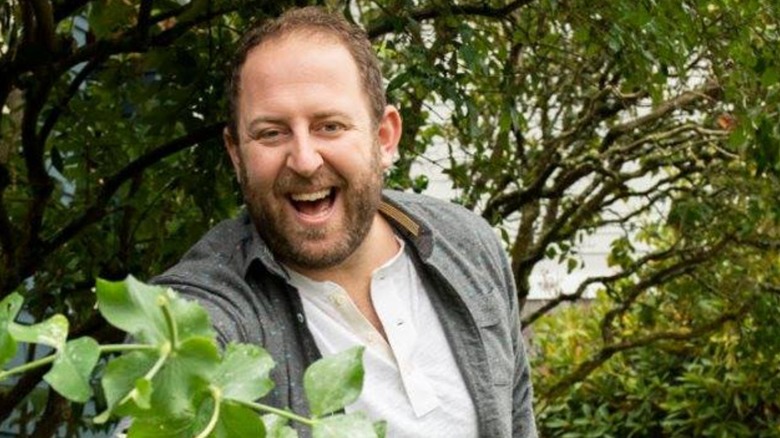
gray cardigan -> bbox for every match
[153,190,538,437]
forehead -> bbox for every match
[241,31,357,81]
[237,33,369,118]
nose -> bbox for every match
[286,132,323,177]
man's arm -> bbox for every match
[496,240,539,437]
[509,296,538,437]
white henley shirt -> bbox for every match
[285,239,478,438]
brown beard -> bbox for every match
[239,145,384,270]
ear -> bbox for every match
[223,127,242,182]
[376,105,402,169]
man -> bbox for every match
[154,6,537,437]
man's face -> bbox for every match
[226,34,399,271]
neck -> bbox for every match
[287,214,399,338]
[290,214,399,287]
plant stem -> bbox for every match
[236,399,317,427]
[0,354,55,380]
[144,342,171,380]
[194,386,222,438]
[0,343,156,381]
[159,295,179,348]
[99,343,157,354]
[115,341,171,407]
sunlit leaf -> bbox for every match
[8,314,68,350]
[126,415,194,438]
[304,346,364,417]
[211,401,266,438]
[44,337,100,403]
[0,293,23,367]
[133,377,153,410]
[150,336,220,418]
[213,343,275,403]
[312,412,376,438]
[95,276,171,344]
[96,276,214,344]
[95,350,156,423]
[262,414,298,438]
[373,420,387,438]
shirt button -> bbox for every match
[330,294,347,308]
[296,313,305,323]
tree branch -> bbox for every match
[366,0,534,38]
[137,0,154,33]
[522,243,682,326]
[48,3,240,80]
[30,0,56,52]
[44,122,224,257]
[600,238,730,342]
[539,302,751,404]
[53,0,92,23]
[599,81,721,151]
[0,192,16,267]
[39,54,107,145]
[20,75,55,251]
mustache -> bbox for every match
[273,166,346,193]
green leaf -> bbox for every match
[149,336,220,418]
[96,276,214,344]
[95,350,156,423]
[262,414,298,438]
[312,413,376,438]
[96,276,170,343]
[304,346,365,417]
[97,337,218,423]
[166,290,215,342]
[373,420,387,438]
[87,0,135,39]
[214,343,275,403]
[44,337,100,403]
[8,314,68,350]
[126,415,194,438]
[133,377,153,409]
[211,401,267,438]
[567,258,579,274]
[0,293,23,367]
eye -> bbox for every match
[254,127,288,143]
[260,129,280,139]
[317,122,346,134]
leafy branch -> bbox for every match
[537,300,751,407]
[0,277,382,438]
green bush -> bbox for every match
[533,293,780,437]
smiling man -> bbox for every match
[154,7,537,438]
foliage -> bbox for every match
[1,0,780,435]
[532,290,780,437]
[0,276,379,438]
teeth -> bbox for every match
[290,189,331,202]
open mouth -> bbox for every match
[289,188,337,217]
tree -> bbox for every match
[375,0,780,430]
[1,0,779,435]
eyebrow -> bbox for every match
[311,110,351,121]
[245,116,287,133]
[245,111,352,132]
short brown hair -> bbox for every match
[227,7,386,139]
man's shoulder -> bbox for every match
[383,190,497,241]
[153,211,254,288]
